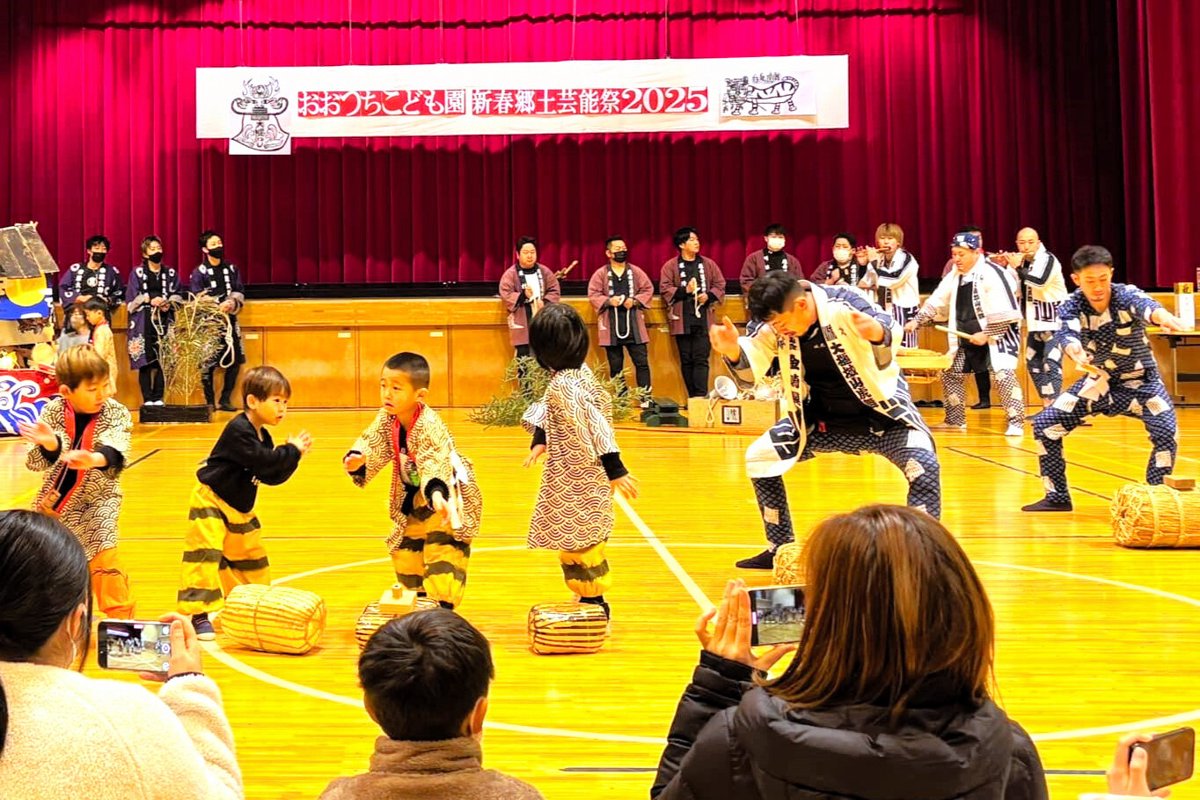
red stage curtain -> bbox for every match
[1117,0,1200,287]
[0,1,1145,288]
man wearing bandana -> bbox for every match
[587,236,654,400]
[59,234,124,314]
[907,232,1025,436]
[190,230,246,412]
[712,271,941,569]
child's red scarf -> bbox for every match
[40,401,99,516]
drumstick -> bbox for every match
[934,324,975,342]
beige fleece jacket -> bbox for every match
[0,662,242,799]
[320,736,543,800]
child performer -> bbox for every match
[83,297,119,396]
[521,304,638,621]
[343,352,483,610]
[19,345,135,617]
[1022,245,1188,511]
[177,366,311,639]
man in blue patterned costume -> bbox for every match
[1023,245,1188,511]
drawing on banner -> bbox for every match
[721,72,805,117]
[230,77,291,154]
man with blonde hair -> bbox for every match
[861,222,920,347]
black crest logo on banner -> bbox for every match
[230,77,291,152]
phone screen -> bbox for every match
[98,620,172,674]
[1137,727,1195,791]
[748,585,805,646]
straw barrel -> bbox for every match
[772,542,805,584]
[528,602,608,655]
[1111,483,1200,548]
[221,584,326,655]
[354,598,439,651]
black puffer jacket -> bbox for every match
[652,652,1047,800]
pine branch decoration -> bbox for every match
[469,357,649,427]
[160,295,228,405]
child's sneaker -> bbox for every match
[192,612,216,641]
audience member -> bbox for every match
[320,609,544,800]
[651,505,1047,800]
[0,509,242,799]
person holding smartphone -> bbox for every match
[651,505,1047,800]
[0,510,242,799]
[1095,731,1194,797]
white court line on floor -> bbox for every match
[614,492,714,612]
[975,559,1200,742]
[202,539,1200,745]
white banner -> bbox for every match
[196,56,848,154]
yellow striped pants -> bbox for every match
[177,483,271,615]
[389,497,470,609]
[559,541,611,599]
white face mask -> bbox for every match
[833,248,851,263]
[766,237,785,252]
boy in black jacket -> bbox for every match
[176,366,312,639]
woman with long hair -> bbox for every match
[652,505,1046,800]
[0,510,242,799]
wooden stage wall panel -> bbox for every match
[95,294,1185,411]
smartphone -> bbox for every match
[748,585,805,647]
[1133,727,1195,791]
[97,620,173,674]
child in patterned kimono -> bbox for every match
[19,345,135,617]
[344,352,483,610]
[1022,245,1188,511]
[522,304,639,621]
[83,298,120,397]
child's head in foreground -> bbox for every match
[359,609,494,741]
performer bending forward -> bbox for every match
[710,272,941,569]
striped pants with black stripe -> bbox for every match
[389,496,470,609]
[559,542,611,599]
[177,482,271,615]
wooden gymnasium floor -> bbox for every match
[3,406,1200,800]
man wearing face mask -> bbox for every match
[810,233,877,303]
[126,236,183,406]
[588,236,654,401]
[190,230,246,413]
[739,223,804,301]
[59,235,125,314]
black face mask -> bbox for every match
[207,247,225,260]
[612,251,629,263]
[90,252,106,263]
[147,252,164,264]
